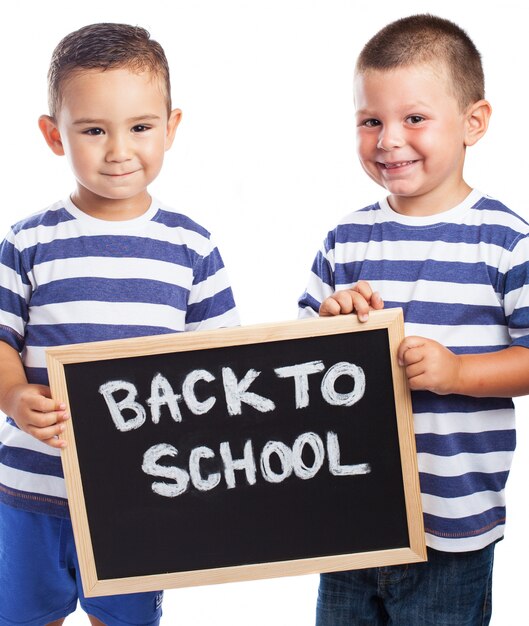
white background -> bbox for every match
[1,1,528,624]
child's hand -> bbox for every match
[5,384,69,449]
[319,280,384,322]
[398,336,461,395]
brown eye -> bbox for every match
[84,127,104,136]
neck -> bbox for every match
[388,181,472,217]
[71,189,152,221]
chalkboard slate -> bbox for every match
[46,309,425,597]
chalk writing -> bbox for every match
[99,359,369,498]
[142,431,371,498]
[99,360,366,431]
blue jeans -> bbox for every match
[316,545,495,626]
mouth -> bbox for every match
[102,169,140,178]
[378,160,417,170]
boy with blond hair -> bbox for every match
[299,14,529,625]
[0,23,238,626]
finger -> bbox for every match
[406,372,428,392]
[371,291,384,310]
[398,336,426,365]
[319,296,343,317]
[355,280,375,301]
[405,361,427,381]
[320,289,374,321]
[401,347,426,368]
[406,365,443,392]
[27,420,68,444]
[28,395,65,414]
[27,408,69,430]
[42,434,68,449]
[346,291,372,321]
[330,291,358,314]
[354,281,384,311]
[320,291,369,318]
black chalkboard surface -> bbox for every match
[46,309,425,597]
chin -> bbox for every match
[384,183,422,197]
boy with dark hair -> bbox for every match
[0,22,238,626]
[299,14,529,625]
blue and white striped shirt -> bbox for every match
[0,197,239,517]
[298,190,529,552]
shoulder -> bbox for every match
[151,201,212,239]
[469,193,529,252]
[322,200,383,250]
[10,200,75,237]
[470,193,529,232]
[149,201,219,258]
[4,201,76,258]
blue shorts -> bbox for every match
[316,544,495,626]
[0,502,163,626]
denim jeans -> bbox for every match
[316,544,495,626]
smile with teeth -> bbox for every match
[379,160,417,169]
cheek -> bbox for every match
[139,139,166,167]
[66,147,92,177]
[61,136,95,174]
[356,132,377,161]
[419,133,462,170]
[415,122,462,156]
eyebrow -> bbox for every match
[355,108,375,116]
[72,114,162,125]
[356,100,434,114]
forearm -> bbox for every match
[0,342,29,415]
[456,346,529,397]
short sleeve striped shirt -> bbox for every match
[298,190,529,552]
[0,197,239,517]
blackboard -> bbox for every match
[46,309,425,597]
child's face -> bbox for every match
[40,67,180,219]
[354,63,474,215]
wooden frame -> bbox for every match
[46,308,425,597]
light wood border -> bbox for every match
[46,308,426,597]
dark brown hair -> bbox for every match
[356,14,484,110]
[47,22,171,118]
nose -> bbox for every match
[376,123,405,152]
[105,132,132,163]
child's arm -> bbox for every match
[0,342,69,448]
[320,284,529,398]
[319,281,384,321]
[398,336,529,397]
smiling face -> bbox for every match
[39,67,181,220]
[354,63,477,216]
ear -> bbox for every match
[464,99,492,147]
[38,115,65,156]
[165,109,182,151]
